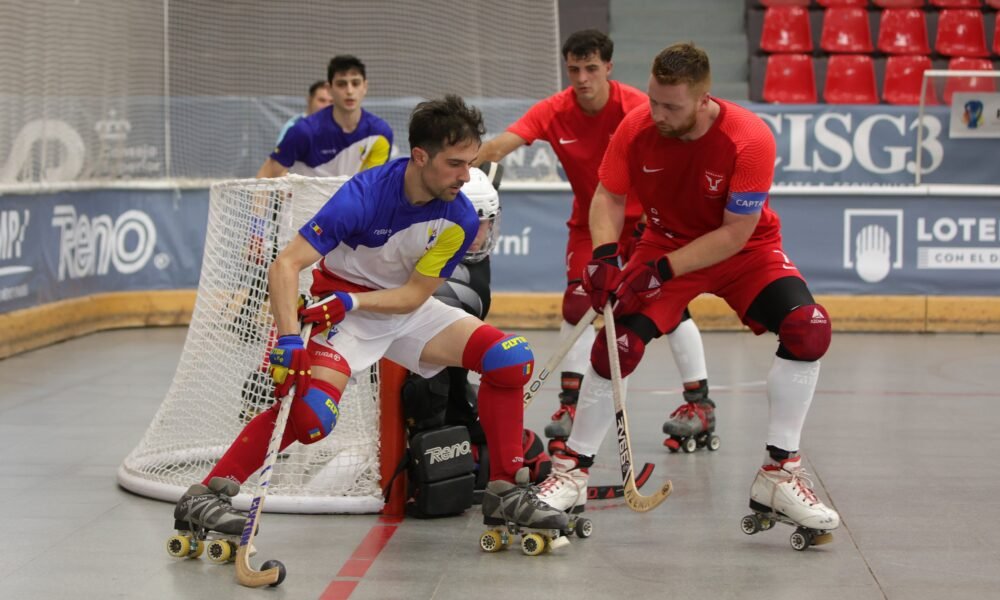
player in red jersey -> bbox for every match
[476,29,712,457]
[537,43,840,544]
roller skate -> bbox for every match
[166,477,250,563]
[740,456,839,551]
[480,467,571,556]
[662,383,719,453]
[537,445,594,540]
[544,372,582,453]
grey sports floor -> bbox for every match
[1,325,998,599]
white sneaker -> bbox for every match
[749,456,839,531]
[536,447,591,513]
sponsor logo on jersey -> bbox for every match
[558,138,578,145]
[642,165,664,173]
[704,170,725,192]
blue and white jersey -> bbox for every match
[271,107,393,176]
[299,158,480,291]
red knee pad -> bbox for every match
[779,304,832,361]
[590,323,646,379]
[561,281,592,324]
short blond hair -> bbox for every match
[651,42,711,92]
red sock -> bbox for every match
[202,403,297,485]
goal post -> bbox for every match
[117,175,405,514]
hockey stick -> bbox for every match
[588,462,656,500]
[523,307,597,409]
[235,322,313,588]
[604,302,673,513]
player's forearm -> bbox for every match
[353,282,437,315]
[256,158,288,179]
[268,257,304,336]
[474,132,524,166]
[588,185,626,247]
[665,222,754,277]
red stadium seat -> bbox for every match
[873,0,924,6]
[943,57,996,104]
[934,9,989,57]
[929,0,981,7]
[763,54,818,103]
[760,0,811,5]
[883,55,940,104]
[877,9,931,54]
[817,0,869,6]
[824,55,879,103]
[761,6,814,53]
[821,7,874,53]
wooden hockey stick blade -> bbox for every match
[587,462,655,500]
[235,322,312,588]
[523,306,597,409]
[605,302,673,513]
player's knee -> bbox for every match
[778,304,832,362]
[478,332,535,389]
[590,323,646,379]
[289,380,341,444]
[561,281,591,324]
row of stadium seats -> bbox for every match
[752,0,1000,8]
[757,53,996,102]
[754,6,998,57]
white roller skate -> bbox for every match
[167,477,251,563]
[480,467,571,556]
[662,386,719,453]
[536,445,593,539]
[741,456,840,551]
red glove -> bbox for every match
[581,243,623,313]
[299,292,354,331]
[268,335,311,399]
[613,256,673,317]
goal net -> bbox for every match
[118,176,398,513]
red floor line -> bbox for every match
[319,516,402,600]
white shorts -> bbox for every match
[309,297,474,378]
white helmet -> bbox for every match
[462,166,501,263]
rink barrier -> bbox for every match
[2,290,998,360]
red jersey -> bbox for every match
[599,98,780,250]
[508,80,647,228]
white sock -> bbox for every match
[566,365,628,457]
[766,356,821,452]
[666,318,708,383]
[559,319,597,376]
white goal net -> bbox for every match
[118,176,387,513]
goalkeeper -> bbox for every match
[172,95,567,538]
[257,54,394,178]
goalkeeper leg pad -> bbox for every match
[289,379,342,444]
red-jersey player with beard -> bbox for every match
[536,43,840,547]
[476,30,713,466]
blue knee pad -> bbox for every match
[289,383,340,444]
[480,335,535,388]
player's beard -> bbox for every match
[656,110,698,139]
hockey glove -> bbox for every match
[613,256,673,317]
[622,221,646,259]
[298,292,355,332]
[581,243,623,313]
[269,335,312,399]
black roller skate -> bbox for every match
[662,382,720,453]
[166,477,251,563]
[544,372,583,453]
[480,467,570,556]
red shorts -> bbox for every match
[564,218,642,285]
[628,237,806,335]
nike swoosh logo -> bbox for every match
[643,166,664,173]
[559,138,578,144]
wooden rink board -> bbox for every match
[1,290,998,359]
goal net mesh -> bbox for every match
[0,0,561,187]
[118,176,386,513]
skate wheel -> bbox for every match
[207,539,233,563]
[790,529,811,551]
[166,534,193,558]
[479,530,504,553]
[575,517,593,539]
[682,437,698,453]
[521,533,546,556]
[664,438,680,452]
[707,435,721,451]
[812,532,833,546]
[260,559,286,587]
[740,515,760,535]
